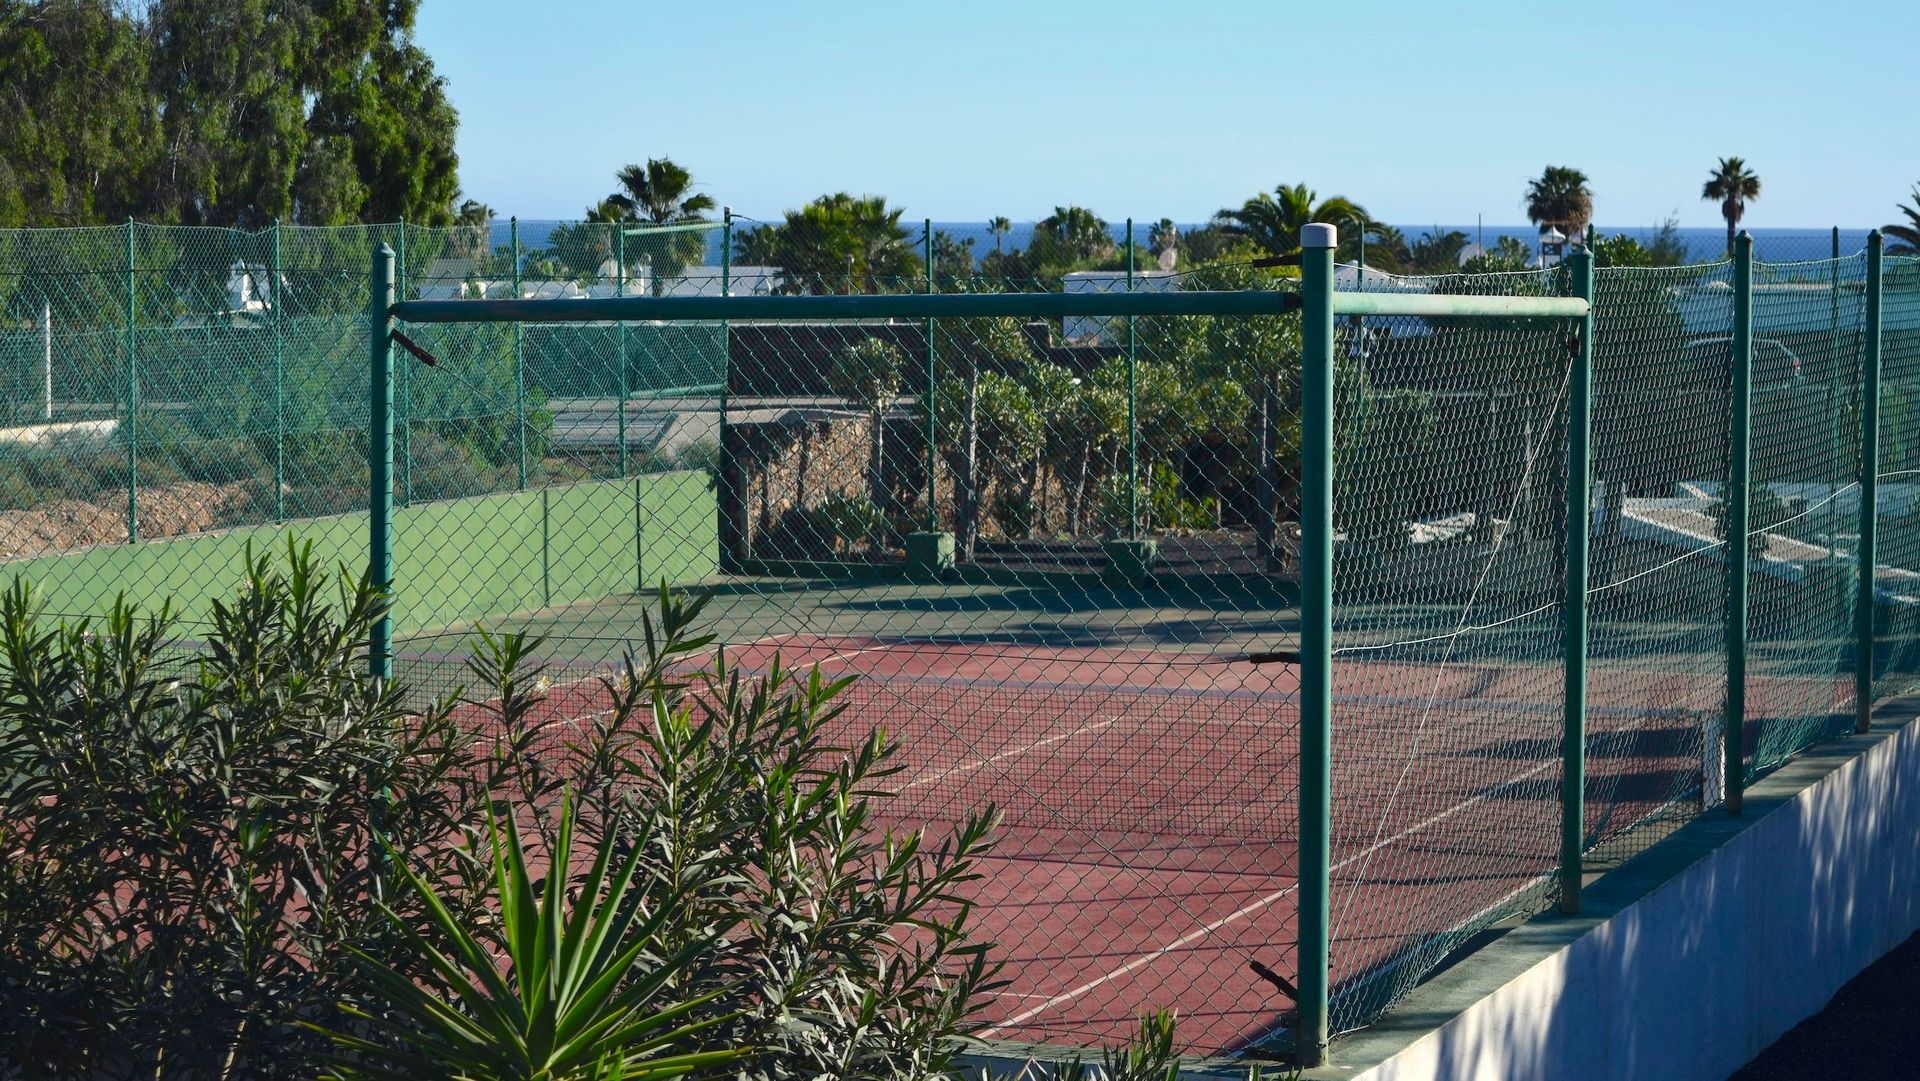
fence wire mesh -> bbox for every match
[1584,262,1732,860]
[1741,256,1866,775]
[0,220,1911,1061]
[1873,254,1920,701]
[1326,267,1575,1032]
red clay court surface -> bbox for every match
[443,631,1851,1055]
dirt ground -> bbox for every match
[0,481,255,559]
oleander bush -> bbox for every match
[0,547,1000,1081]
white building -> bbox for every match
[1061,269,1180,344]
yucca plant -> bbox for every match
[322,792,749,1081]
[451,586,1005,1081]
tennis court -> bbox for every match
[397,576,1797,1053]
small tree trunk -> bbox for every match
[957,362,982,561]
[1254,382,1277,568]
[1070,447,1092,536]
[869,406,888,547]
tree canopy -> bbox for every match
[1523,165,1594,240]
[0,0,460,227]
[1213,183,1368,260]
[1890,185,1920,256]
[1702,157,1761,257]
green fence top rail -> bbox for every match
[620,220,721,237]
[390,288,1589,325]
[391,290,1304,323]
[1331,291,1590,320]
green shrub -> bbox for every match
[0,542,487,1080]
[992,488,1039,538]
[0,553,1001,1081]
[814,488,889,552]
[670,437,720,474]
[1092,464,1212,535]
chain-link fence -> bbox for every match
[0,219,1911,1066]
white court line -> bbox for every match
[978,751,1562,1037]
[902,718,1118,792]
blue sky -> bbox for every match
[415,0,1920,228]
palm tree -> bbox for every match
[988,216,1012,256]
[769,193,918,294]
[604,157,716,293]
[608,157,716,225]
[1702,157,1761,258]
[1148,218,1180,259]
[1885,185,1920,255]
[1408,228,1472,274]
[583,197,625,224]
[1523,166,1594,243]
[450,197,495,259]
[732,223,780,266]
[1212,183,1367,258]
[1031,206,1113,265]
[1361,223,1411,272]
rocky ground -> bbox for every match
[0,481,257,560]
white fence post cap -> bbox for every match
[1301,223,1338,249]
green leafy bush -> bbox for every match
[0,542,486,1080]
[332,587,1002,1081]
[814,488,890,553]
[0,552,1002,1080]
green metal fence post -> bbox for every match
[512,216,527,490]
[925,219,937,532]
[1297,222,1336,1067]
[124,218,138,544]
[1126,218,1138,539]
[369,244,397,680]
[271,219,285,521]
[1857,232,1885,733]
[397,220,410,506]
[616,223,629,479]
[1559,248,1596,914]
[716,207,737,578]
[1726,231,1755,815]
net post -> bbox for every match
[1559,248,1596,914]
[271,218,285,522]
[1126,217,1138,539]
[616,222,629,480]
[125,218,138,544]
[1297,221,1336,1068]
[369,244,397,680]
[1857,231,1885,733]
[1726,231,1755,815]
[512,216,527,491]
[924,219,937,533]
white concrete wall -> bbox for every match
[1351,718,1920,1081]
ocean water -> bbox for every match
[501,219,1873,269]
